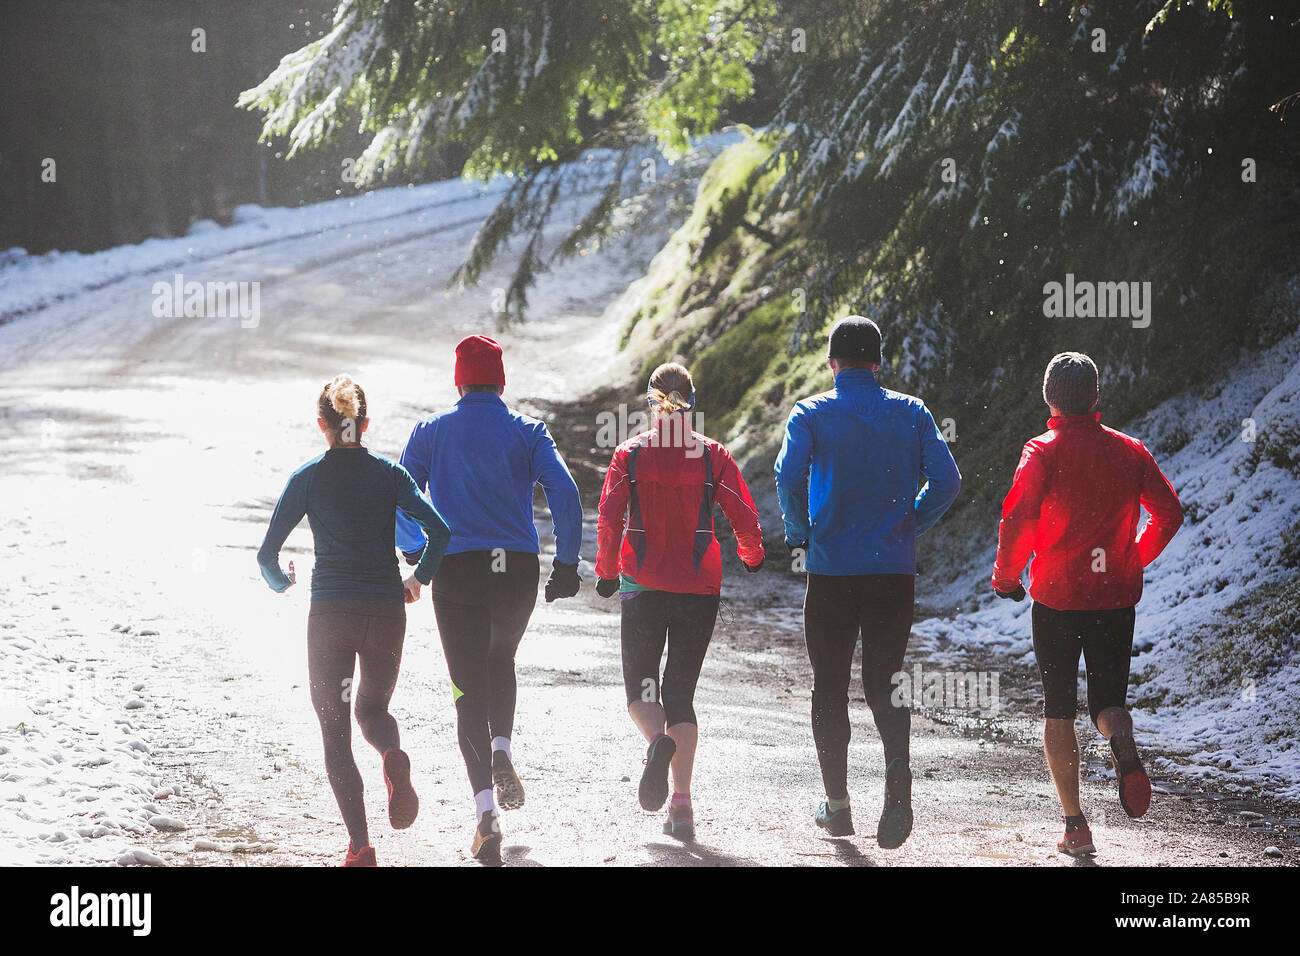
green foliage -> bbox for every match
[1143,0,1234,33]
[240,0,774,318]
[243,0,1297,327]
[644,0,773,156]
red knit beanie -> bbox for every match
[454,334,505,388]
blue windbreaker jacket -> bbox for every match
[774,368,961,575]
[394,392,582,564]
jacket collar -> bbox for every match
[833,367,879,388]
[456,392,507,408]
[1047,411,1102,430]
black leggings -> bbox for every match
[804,573,915,800]
[431,550,539,795]
[306,599,406,850]
[620,590,721,727]
[1032,602,1136,723]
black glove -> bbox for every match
[544,560,581,603]
[595,577,620,598]
[402,546,425,567]
[744,557,764,573]
[994,583,1027,602]
[786,540,808,555]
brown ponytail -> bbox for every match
[647,363,694,415]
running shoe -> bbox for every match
[663,803,696,841]
[1109,732,1151,818]
[638,734,677,811]
[814,801,855,837]
[876,758,913,849]
[382,748,419,830]
[471,810,503,866]
[492,749,526,810]
[342,844,376,867]
[1057,823,1097,857]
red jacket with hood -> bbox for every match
[596,422,764,595]
[992,413,1183,610]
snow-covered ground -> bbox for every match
[915,308,1300,799]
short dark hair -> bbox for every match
[827,316,883,366]
[461,384,504,393]
[1042,352,1099,415]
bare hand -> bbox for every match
[402,573,421,604]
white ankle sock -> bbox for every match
[474,788,496,821]
[491,736,512,760]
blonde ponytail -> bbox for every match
[328,375,362,419]
[317,374,368,434]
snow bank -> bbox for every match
[0,134,715,328]
[0,177,509,322]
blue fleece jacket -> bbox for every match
[774,368,961,576]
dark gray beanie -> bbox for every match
[1042,352,1099,415]
[827,315,883,365]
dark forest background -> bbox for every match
[0,0,462,254]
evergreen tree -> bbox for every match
[239,0,773,318]
[241,0,1297,325]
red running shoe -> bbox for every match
[383,748,420,830]
[343,844,377,867]
[1057,824,1096,857]
[1109,732,1151,818]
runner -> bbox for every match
[991,351,1183,857]
[257,374,451,867]
[775,316,961,849]
[594,362,765,841]
[394,334,583,865]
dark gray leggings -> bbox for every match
[431,550,540,796]
[620,590,721,727]
[307,599,406,850]
[804,573,915,801]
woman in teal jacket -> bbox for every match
[258,374,450,866]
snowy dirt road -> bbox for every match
[1,181,1296,867]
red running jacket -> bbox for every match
[991,413,1183,611]
[596,422,765,595]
